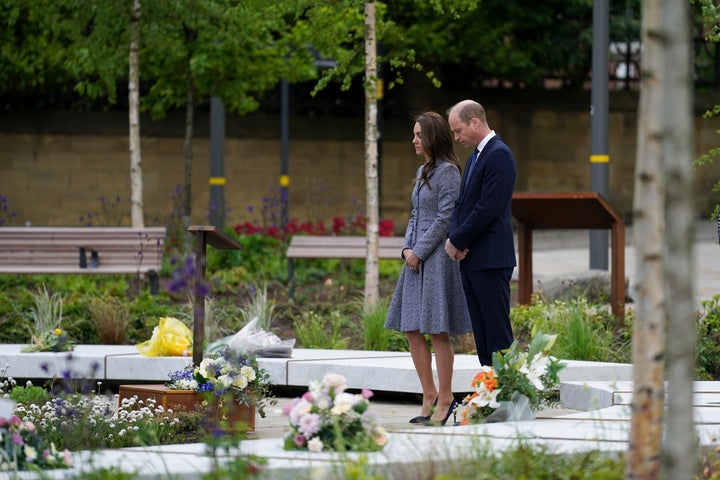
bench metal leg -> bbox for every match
[79,247,87,268]
[288,258,295,299]
[148,270,160,295]
[90,250,99,268]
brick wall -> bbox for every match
[2,90,720,233]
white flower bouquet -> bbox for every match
[458,331,566,425]
[167,348,273,417]
[282,373,388,452]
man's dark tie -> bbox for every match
[464,149,479,189]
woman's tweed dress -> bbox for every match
[385,160,472,335]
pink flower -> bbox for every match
[361,388,374,399]
[293,434,305,447]
[12,432,24,446]
[302,391,314,403]
[282,397,300,416]
[297,413,322,438]
[23,421,36,432]
[63,449,72,467]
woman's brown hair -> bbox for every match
[415,111,462,188]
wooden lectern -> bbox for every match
[511,192,626,322]
[187,226,242,365]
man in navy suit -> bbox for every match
[445,100,517,366]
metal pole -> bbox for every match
[280,78,290,227]
[209,97,226,228]
[590,0,610,270]
[280,79,294,294]
[192,230,207,366]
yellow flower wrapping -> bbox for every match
[136,317,193,356]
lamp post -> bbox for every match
[590,0,609,270]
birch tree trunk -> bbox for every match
[363,1,380,312]
[629,2,697,477]
[660,1,697,478]
[128,0,144,228]
[627,0,665,477]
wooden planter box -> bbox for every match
[118,384,255,432]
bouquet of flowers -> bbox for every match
[22,328,75,353]
[0,414,72,471]
[282,373,388,453]
[458,331,565,425]
[167,347,274,417]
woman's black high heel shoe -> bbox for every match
[409,397,438,424]
[423,399,458,426]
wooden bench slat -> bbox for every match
[286,235,404,260]
[0,266,159,274]
[0,227,166,275]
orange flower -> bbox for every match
[483,377,498,391]
[471,368,497,392]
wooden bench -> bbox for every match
[285,235,404,295]
[286,235,405,260]
[0,227,166,293]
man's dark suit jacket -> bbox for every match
[448,135,517,270]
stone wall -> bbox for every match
[2,89,720,233]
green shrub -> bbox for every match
[354,297,407,352]
[378,259,402,279]
[510,297,629,364]
[293,309,350,349]
[554,301,612,361]
[207,233,287,283]
[9,385,50,406]
[696,294,720,380]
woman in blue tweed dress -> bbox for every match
[385,111,472,426]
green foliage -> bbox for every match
[208,233,287,285]
[510,297,630,364]
[238,284,276,332]
[556,300,612,361]
[353,297,407,352]
[20,285,70,351]
[202,433,267,480]
[185,296,246,345]
[9,385,50,406]
[69,467,138,480]
[694,0,720,220]
[128,293,180,343]
[378,258,403,279]
[444,437,626,479]
[695,0,720,42]
[696,295,720,380]
[292,309,350,349]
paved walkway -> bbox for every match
[524,219,719,307]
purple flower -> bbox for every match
[297,413,322,438]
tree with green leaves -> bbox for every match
[693,0,720,227]
[283,0,480,309]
